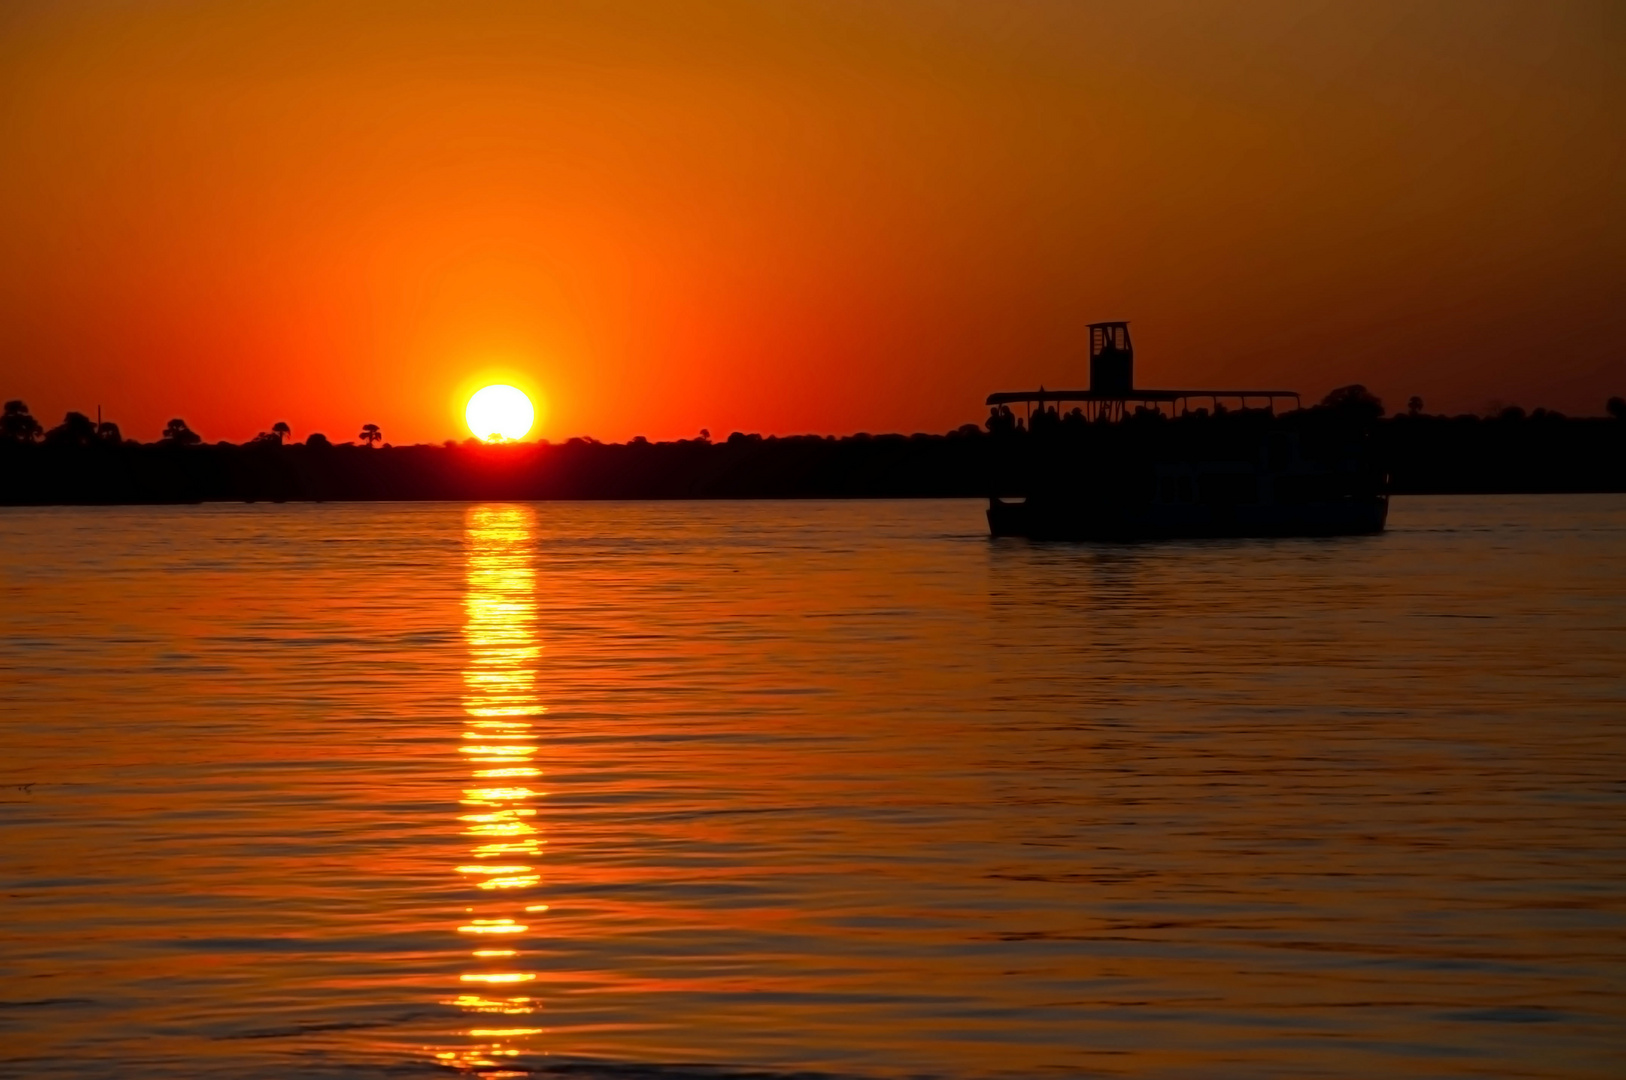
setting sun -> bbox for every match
[466,385,535,442]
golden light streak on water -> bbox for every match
[464,788,540,801]
[472,842,540,857]
[477,876,541,890]
[469,1029,544,1037]
[445,996,535,1014]
[437,504,547,1071]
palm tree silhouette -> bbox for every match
[272,421,291,443]
[359,423,382,448]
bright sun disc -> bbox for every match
[466,385,534,442]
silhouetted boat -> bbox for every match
[984,322,1389,540]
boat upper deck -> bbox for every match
[985,388,1301,408]
[989,322,1303,417]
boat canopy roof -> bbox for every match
[985,388,1301,407]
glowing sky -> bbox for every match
[2,1,1622,443]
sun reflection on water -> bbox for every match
[435,504,547,1074]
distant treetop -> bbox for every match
[1320,385,1384,416]
[162,418,202,445]
[44,412,98,448]
[2,400,44,443]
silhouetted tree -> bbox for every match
[45,411,99,447]
[1320,384,1384,417]
[2,411,1626,504]
[359,423,381,448]
[97,420,121,443]
[272,421,291,442]
[2,400,43,443]
[1407,396,1424,416]
[1609,396,1626,421]
[162,418,202,445]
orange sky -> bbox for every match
[2,0,1622,443]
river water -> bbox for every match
[1,497,1623,1079]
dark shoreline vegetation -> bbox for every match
[3,393,1624,505]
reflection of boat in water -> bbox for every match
[984,322,1388,541]
[988,485,1389,541]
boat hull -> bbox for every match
[987,494,1388,541]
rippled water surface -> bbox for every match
[2,497,1624,1079]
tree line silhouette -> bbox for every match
[1,391,1623,505]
